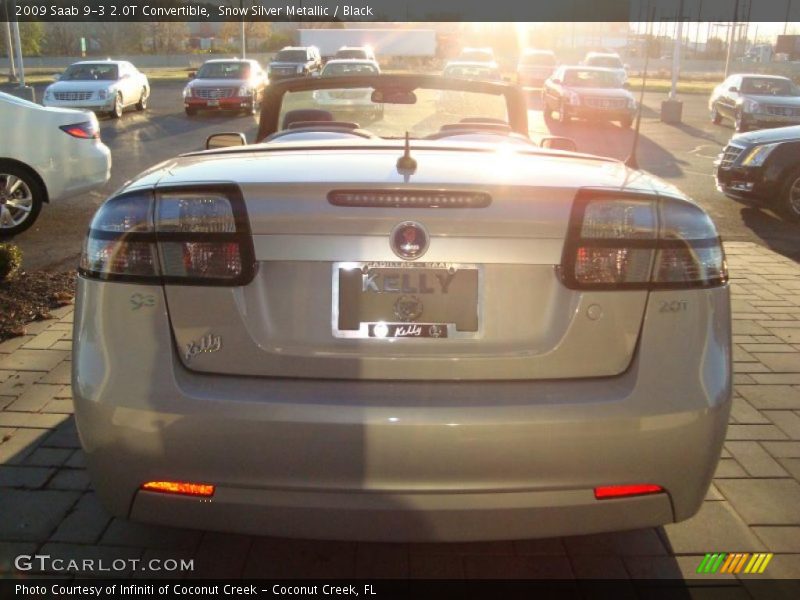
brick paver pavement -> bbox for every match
[1,242,799,591]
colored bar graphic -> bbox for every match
[699,553,773,575]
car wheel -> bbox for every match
[780,168,800,223]
[135,88,148,111]
[734,110,748,133]
[711,103,722,125]
[185,107,197,117]
[110,93,123,119]
[0,163,44,238]
[558,100,570,124]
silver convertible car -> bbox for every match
[73,75,731,541]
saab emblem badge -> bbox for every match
[391,221,429,260]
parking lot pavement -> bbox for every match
[0,242,799,587]
[7,81,799,271]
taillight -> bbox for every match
[79,185,255,286]
[59,121,99,139]
[561,192,727,290]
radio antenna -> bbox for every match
[397,131,417,172]
[626,8,656,170]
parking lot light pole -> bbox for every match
[661,0,684,123]
[3,0,17,82]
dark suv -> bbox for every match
[268,46,322,81]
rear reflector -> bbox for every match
[141,481,215,497]
[594,484,664,500]
[329,190,491,209]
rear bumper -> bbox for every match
[72,279,731,541]
[47,142,111,202]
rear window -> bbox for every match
[521,53,556,66]
[586,55,623,69]
[275,50,308,62]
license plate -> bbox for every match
[207,99,220,107]
[332,262,481,339]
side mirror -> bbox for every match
[503,75,512,82]
[540,136,577,152]
[729,86,738,93]
[120,73,131,80]
[188,72,196,80]
[622,81,631,90]
[52,74,61,82]
[311,71,320,78]
[206,133,247,150]
[624,64,631,70]
[551,78,561,85]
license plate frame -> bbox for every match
[331,261,483,339]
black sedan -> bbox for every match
[709,74,800,133]
[716,125,800,222]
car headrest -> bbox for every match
[282,109,334,130]
[287,121,360,130]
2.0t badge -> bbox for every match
[391,221,429,260]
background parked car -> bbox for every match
[42,60,149,119]
[334,46,377,62]
[583,51,628,84]
[709,74,800,133]
[315,59,383,119]
[517,49,557,87]
[268,46,322,80]
[456,47,496,66]
[716,124,800,222]
[543,66,636,127]
[183,59,267,117]
[0,92,110,237]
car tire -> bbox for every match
[0,162,44,238]
[110,93,123,119]
[185,108,197,117]
[711,103,722,125]
[780,167,800,223]
[734,110,748,133]
[135,88,148,111]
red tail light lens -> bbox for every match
[562,193,727,290]
[59,122,99,139]
[594,484,664,500]
[79,185,255,285]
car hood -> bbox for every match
[188,78,246,88]
[569,87,632,99]
[733,124,800,145]
[741,93,800,106]
[47,80,118,91]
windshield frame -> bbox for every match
[257,74,528,143]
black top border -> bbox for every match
[2,0,800,22]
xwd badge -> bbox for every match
[391,221,429,260]
[185,334,222,363]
